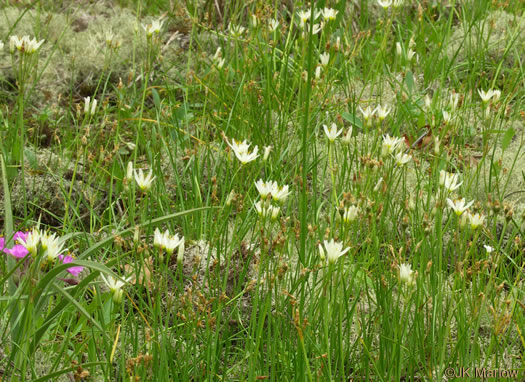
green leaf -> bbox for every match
[405,70,415,94]
[33,260,121,311]
[29,271,102,355]
[1,155,17,300]
[341,112,363,130]
[501,127,515,151]
[24,147,39,170]
[151,88,161,109]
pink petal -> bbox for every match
[4,244,29,258]
[13,231,28,243]
[59,255,84,276]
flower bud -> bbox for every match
[177,237,185,264]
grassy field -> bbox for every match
[0,0,524,380]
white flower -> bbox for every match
[374,177,384,192]
[376,105,391,120]
[126,162,134,182]
[359,106,375,121]
[19,228,41,256]
[298,10,320,26]
[101,274,131,304]
[9,35,20,52]
[297,10,310,26]
[424,94,432,109]
[268,19,280,32]
[255,201,265,216]
[228,139,259,164]
[311,24,323,35]
[134,169,156,192]
[399,263,414,284]
[342,127,353,144]
[322,8,338,21]
[162,231,184,255]
[395,152,412,167]
[212,47,222,60]
[255,180,290,203]
[271,184,290,203]
[468,212,484,229]
[270,205,281,220]
[315,66,322,79]
[105,32,115,45]
[449,93,460,110]
[442,110,451,124]
[44,238,65,262]
[215,57,225,69]
[381,134,404,156]
[447,198,474,216]
[484,245,494,253]
[251,14,258,27]
[212,47,225,68]
[407,49,416,61]
[142,18,164,37]
[40,231,58,251]
[83,96,97,115]
[319,239,350,264]
[105,32,121,49]
[343,206,359,223]
[101,274,128,292]
[492,90,501,102]
[396,42,403,56]
[335,36,342,51]
[263,145,272,161]
[478,89,495,103]
[225,190,235,206]
[323,123,343,142]
[153,228,164,248]
[319,52,330,66]
[255,180,275,200]
[177,237,185,264]
[26,37,45,53]
[439,170,462,192]
[229,24,246,38]
[9,35,44,54]
[378,0,393,9]
[255,201,280,220]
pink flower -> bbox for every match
[0,237,4,251]
[4,244,29,258]
[59,255,84,277]
[14,231,28,243]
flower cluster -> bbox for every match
[359,104,391,126]
[153,228,185,262]
[9,35,45,54]
[142,18,164,37]
[254,179,290,221]
[228,139,259,164]
[1,229,83,276]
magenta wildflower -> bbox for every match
[4,244,29,258]
[0,237,4,251]
[13,231,28,242]
[59,254,84,276]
